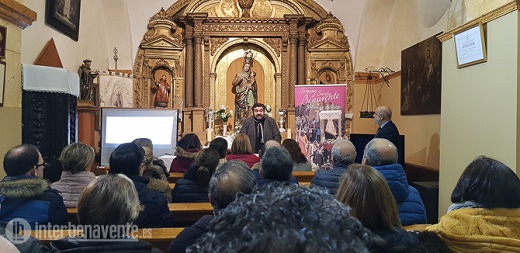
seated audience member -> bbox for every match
[170,133,202,173]
[187,185,374,252]
[225,133,260,168]
[363,138,427,225]
[427,156,520,253]
[311,139,356,194]
[51,143,97,207]
[168,160,256,253]
[110,143,172,228]
[172,148,220,203]
[282,138,312,171]
[256,146,298,187]
[133,138,169,177]
[209,137,228,169]
[0,144,67,227]
[337,164,449,252]
[250,140,280,171]
[142,146,172,202]
[51,174,161,252]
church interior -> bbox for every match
[1,0,520,219]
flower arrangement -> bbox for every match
[265,105,272,117]
[216,105,233,122]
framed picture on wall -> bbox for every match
[454,23,487,68]
[401,33,442,115]
[45,0,81,41]
[0,25,6,58]
[0,61,6,107]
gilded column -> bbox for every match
[194,35,203,108]
[184,34,194,107]
[297,26,307,85]
[289,35,297,108]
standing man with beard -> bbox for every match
[240,103,281,153]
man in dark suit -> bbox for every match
[374,105,400,146]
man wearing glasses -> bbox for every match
[240,103,281,153]
[0,144,67,227]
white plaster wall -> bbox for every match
[382,0,448,71]
[22,0,109,73]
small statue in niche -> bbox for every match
[151,74,171,108]
[79,59,99,102]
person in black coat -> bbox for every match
[374,105,400,147]
[109,143,172,228]
[171,148,220,203]
[168,160,256,253]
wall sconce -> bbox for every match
[278,109,287,132]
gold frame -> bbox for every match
[454,23,487,68]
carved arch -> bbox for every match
[211,38,281,72]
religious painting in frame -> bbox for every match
[401,34,442,115]
[46,0,81,41]
[0,25,6,59]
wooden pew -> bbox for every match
[293,171,315,184]
[67,202,214,225]
[168,173,184,183]
[30,227,183,252]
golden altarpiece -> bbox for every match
[133,0,353,141]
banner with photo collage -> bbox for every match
[295,84,346,170]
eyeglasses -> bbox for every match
[36,162,48,169]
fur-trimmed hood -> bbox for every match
[174,147,200,160]
[0,178,50,199]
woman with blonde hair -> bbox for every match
[225,133,260,168]
[51,142,97,207]
[51,174,160,252]
[336,164,447,251]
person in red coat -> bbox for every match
[226,133,260,168]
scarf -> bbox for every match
[448,201,482,212]
[254,117,266,143]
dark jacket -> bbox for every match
[240,116,281,153]
[310,162,351,195]
[0,175,67,228]
[128,175,172,228]
[170,147,199,173]
[171,166,210,203]
[374,120,400,147]
[225,154,260,168]
[252,169,298,188]
[167,215,213,253]
[369,230,450,253]
[50,236,162,253]
[372,227,419,251]
[372,164,427,225]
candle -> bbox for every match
[287,128,292,139]
[206,130,212,142]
